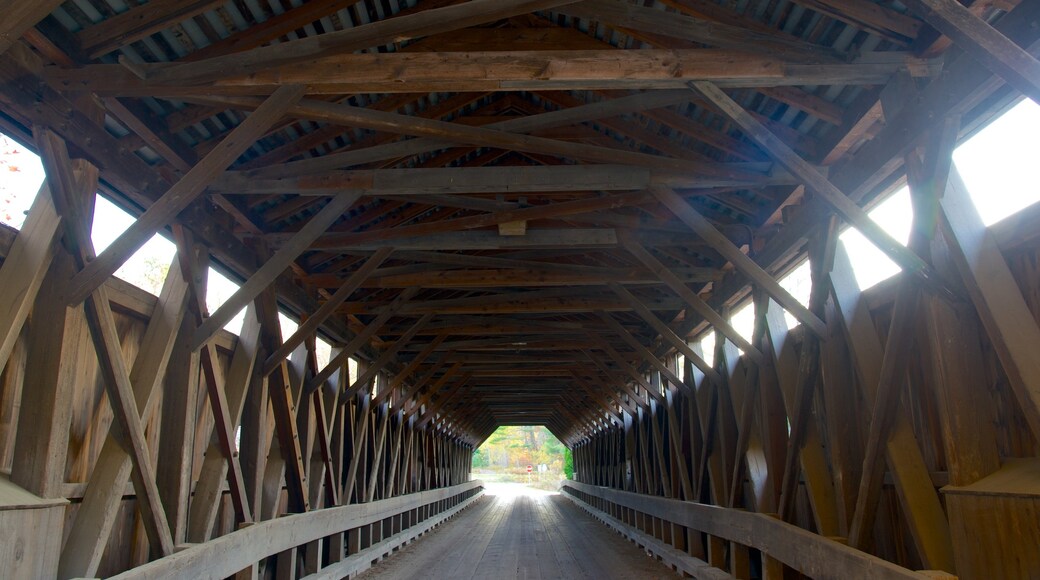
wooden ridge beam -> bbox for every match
[307,267,715,289]
[49,50,932,95]
[213,164,791,195]
[321,228,619,252]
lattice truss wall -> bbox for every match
[0,0,1038,578]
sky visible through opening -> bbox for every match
[2,99,1038,355]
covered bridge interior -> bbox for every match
[0,0,1039,578]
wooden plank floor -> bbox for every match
[356,483,681,579]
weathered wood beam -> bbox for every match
[53,50,931,95]
[76,0,227,59]
[65,85,305,305]
[758,298,839,535]
[324,228,618,252]
[252,89,702,178]
[175,230,254,527]
[904,0,1040,104]
[59,251,190,577]
[830,245,955,570]
[650,186,826,337]
[179,94,753,174]
[340,314,435,401]
[690,80,932,278]
[187,302,262,542]
[255,291,310,515]
[264,248,393,372]
[416,375,474,428]
[620,235,764,363]
[149,0,584,83]
[379,335,448,404]
[101,97,197,173]
[0,48,353,344]
[308,267,715,289]
[598,312,690,395]
[36,130,175,558]
[0,1,65,55]
[309,191,654,250]
[680,1,1040,348]
[939,167,1040,441]
[0,179,61,375]
[191,192,360,348]
[213,164,789,195]
[609,282,723,385]
[302,287,420,389]
[557,0,843,62]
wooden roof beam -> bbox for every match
[148,0,585,84]
[0,0,66,55]
[904,0,1040,104]
[214,164,790,195]
[53,49,935,96]
[689,80,937,284]
[555,0,845,62]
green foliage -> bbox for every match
[473,426,569,473]
[563,447,574,479]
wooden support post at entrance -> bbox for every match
[35,128,175,560]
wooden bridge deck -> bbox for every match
[356,483,680,580]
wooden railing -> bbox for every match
[104,481,484,580]
[561,481,942,580]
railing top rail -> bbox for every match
[561,481,931,580]
[107,480,483,580]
